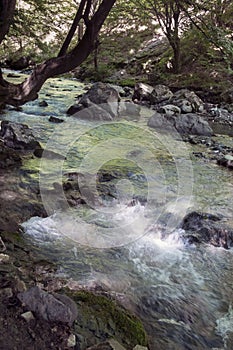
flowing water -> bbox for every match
[2,71,233,349]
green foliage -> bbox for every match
[1,0,76,62]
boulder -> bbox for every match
[175,99,193,113]
[181,211,233,248]
[148,112,213,136]
[0,121,42,151]
[171,89,204,113]
[17,286,78,326]
[79,82,120,119]
[150,84,173,104]
[133,83,173,105]
[132,83,154,102]
[119,101,141,119]
[157,104,181,117]
[73,102,114,121]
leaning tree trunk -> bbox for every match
[0,0,116,107]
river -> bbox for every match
[2,71,233,349]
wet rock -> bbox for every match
[74,102,114,121]
[7,73,21,78]
[38,100,48,107]
[79,82,120,119]
[0,142,22,168]
[18,286,78,326]
[33,147,65,159]
[0,121,41,151]
[67,104,84,116]
[171,89,204,113]
[148,112,213,136]
[181,211,233,248]
[0,195,46,233]
[70,290,147,349]
[48,116,64,123]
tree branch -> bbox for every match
[2,0,117,106]
[58,0,87,57]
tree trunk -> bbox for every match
[0,0,116,107]
[171,39,181,73]
[0,0,16,44]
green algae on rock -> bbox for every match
[65,289,148,349]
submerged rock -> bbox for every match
[18,286,78,326]
[48,116,64,123]
[38,100,48,107]
[181,211,233,248]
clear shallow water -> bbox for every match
[2,72,233,349]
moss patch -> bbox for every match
[65,289,148,348]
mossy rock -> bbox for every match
[65,289,148,349]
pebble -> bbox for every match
[0,253,9,263]
[67,334,76,348]
[21,311,35,322]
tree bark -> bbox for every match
[58,0,87,57]
[0,0,16,44]
[0,0,116,106]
